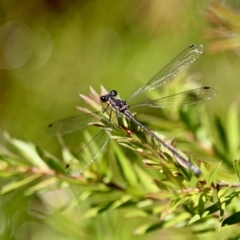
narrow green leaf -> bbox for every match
[114,142,139,188]
[170,196,185,212]
[214,116,229,153]
[61,191,93,212]
[1,174,42,194]
[36,146,66,174]
[133,164,159,192]
[207,162,221,186]
[4,132,49,170]
[164,212,191,228]
[133,222,164,235]
[198,188,213,216]
[227,103,240,158]
[83,202,112,218]
[24,177,59,195]
[179,106,200,134]
[233,159,240,181]
[108,194,133,210]
[222,211,240,226]
[188,211,209,224]
[217,189,228,226]
[124,209,149,218]
[201,191,240,218]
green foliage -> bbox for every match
[1,99,240,239]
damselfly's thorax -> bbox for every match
[100,90,129,113]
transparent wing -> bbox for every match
[130,87,216,109]
[127,44,203,101]
[65,128,110,177]
[47,111,102,136]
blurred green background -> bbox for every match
[1,0,240,239]
[2,0,240,154]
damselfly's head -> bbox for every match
[100,90,118,102]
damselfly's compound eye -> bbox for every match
[110,90,117,97]
[100,95,108,102]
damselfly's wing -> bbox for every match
[47,112,102,136]
[130,87,216,109]
[47,111,111,176]
[65,128,110,177]
[127,44,203,102]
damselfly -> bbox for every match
[47,44,216,177]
